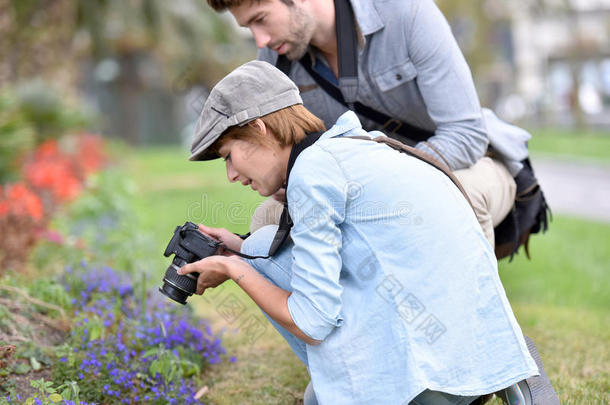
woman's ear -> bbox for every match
[248,119,267,135]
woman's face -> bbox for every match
[217,123,291,197]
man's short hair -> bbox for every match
[207,0,293,12]
[209,104,325,155]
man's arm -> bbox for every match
[406,0,488,170]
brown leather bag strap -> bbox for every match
[347,135,474,211]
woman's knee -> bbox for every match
[241,225,293,289]
[241,224,278,259]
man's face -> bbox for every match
[230,0,315,60]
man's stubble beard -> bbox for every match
[284,5,315,61]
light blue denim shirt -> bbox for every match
[258,111,538,404]
[259,0,530,174]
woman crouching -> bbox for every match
[177,61,557,405]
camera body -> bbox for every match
[159,221,220,305]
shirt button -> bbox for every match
[395,73,402,80]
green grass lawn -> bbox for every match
[528,128,610,163]
[126,144,610,405]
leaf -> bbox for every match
[48,393,63,403]
[13,362,30,374]
[90,324,101,341]
[143,348,158,358]
[60,388,72,400]
[149,360,159,376]
[71,380,80,398]
[29,356,41,371]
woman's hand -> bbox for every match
[177,255,242,295]
[198,224,244,256]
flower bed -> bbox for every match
[47,262,226,404]
[1,133,230,403]
[2,258,227,404]
[1,169,231,404]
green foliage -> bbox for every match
[14,81,91,141]
[0,92,36,183]
[27,280,73,313]
[143,345,201,384]
[15,342,54,369]
[12,378,84,405]
[0,305,14,335]
[0,378,71,405]
[30,168,157,275]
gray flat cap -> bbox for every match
[189,60,303,161]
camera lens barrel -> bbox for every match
[160,222,221,305]
[159,262,197,305]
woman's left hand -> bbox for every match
[177,256,241,295]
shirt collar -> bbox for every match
[319,111,366,140]
[350,0,384,36]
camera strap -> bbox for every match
[218,245,272,260]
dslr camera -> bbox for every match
[159,221,220,305]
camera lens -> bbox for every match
[159,262,198,305]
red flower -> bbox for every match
[75,134,106,175]
[0,182,44,221]
[22,139,84,203]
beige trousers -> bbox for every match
[249,157,516,248]
[453,157,516,247]
[250,197,285,234]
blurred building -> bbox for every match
[447,0,610,129]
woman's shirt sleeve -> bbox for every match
[286,145,347,342]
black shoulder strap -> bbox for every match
[335,0,358,104]
[268,131,324,256]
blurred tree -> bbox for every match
[0,0,78,89]
[0,0,250,90]
[71,0,253,143]
[0,0,253,143]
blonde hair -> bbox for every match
[209,104,325,156]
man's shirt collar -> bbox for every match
[350,0,384,36]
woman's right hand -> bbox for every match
[198,224,244,256]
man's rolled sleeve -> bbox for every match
[286,145,347,342]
